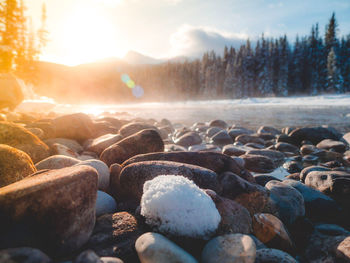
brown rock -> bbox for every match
[44,138,83,154]
[174,131,202,148]
[118,122,157,137]
[85,134,123,156]
[316,139,346,153]
[242,154,276,173]
[35,155,81,170]
[100,129,164,166]
[0,166,98,256]
[235,134,265,145]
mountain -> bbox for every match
[123,51,164,65]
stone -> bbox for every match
[118,122,157,137]
[316,139,346,153]
[299,165,331,182]
[246,149,285,166]
[0,144,36,187]
[76,159,110,191]
[241,154,275,173]
[75,250,101,263]
[50,143,79,158]
[254,175,281,187]
[0,73,24,110]
[100,129,164,166]
[86,212,145,262]
[0,121,49,163]
[44,138,83,154]
[100,257,124,263]
[210,130,233,146]
[300,144,319,155]
[202,234,256,263]
[274,142,299,154]
[219,172,269,215]
[257,126,281,136]
[209,119,228,129]
[288,126,342,146]
[0,247,51,263]
[35,155,81,170]
[265,180,305,225]
[206,127,224,137]
[164,144,187,152]
[26,122,55,140]
[255,248,296,263]
[121,151,254,183]
[252,213,294,253]
[283,179,341,222]
[174,131,202,148]
[135,232,198,263]
[222,145,253,156]
[96,191,117,217]
[188,144,221,152]
[52,113,96,142]
[205,190,252,235]
[118,161,221,202]
[27,127,44,139]
[228,128,254,140]
[235,134,265,145]
[283,161,303,173]
[335,236,350,262]
[93,121,119,138]
[343,132,350,145]
[0,166,98,256]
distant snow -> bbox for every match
[140,175,221,239]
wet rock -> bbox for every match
[135,232,197,263]
[52,113,95,142]
[44,138,83,154]
[0,166,98,256]
[254,175,281,187]
[242,154,275,173]
[96,191,117,217]
[85,134,123,156]
[210,130,233,146]
[0,247,51,263]
[314,149,345,163]
[121,151,254,183]
[283,161,303,173]
[100,129,164,166]
[0,144,36,187]
[118,122,157,137]
[206,127,224,137]
[209,119,228,129]
[257,126,281,136]
[222,145,252,156]
[247,149,285,166]
[205,190,252,235]
[288,126,342,146]
[235,134,265,145]
[274,142,299,154]
[174,131,202,148]
[201,234,256,263]
[316,139,346,153]
[252,213,294,253]
[86,212,145,262]
[219,172,269,215]
[255,248,296,263]
[0,121,49,163]
[265,180,305,225]
[302,155,319,166]
[118,161,221,202]
[35,155,81,170]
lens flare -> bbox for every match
[121,74,130,83]
[132,85,144,98]
[126,79,135,89]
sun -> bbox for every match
[60,6,124,65]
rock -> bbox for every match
[210,130,233,146]
[219,172,269,215]
[135,232,198,263]
[316,139,346,153]
[0,73,24,110]
[35,155,81,170]
[288,126,342,146]
[228,128,254,140]
[86,212,145,262]
[300,144,319,155]
[252,213,294,253]
[118,161,222,202]
[75,250,101,263]
[343,132,350,145]
[274,142,299,154]
[242,154,276,173]
[255,248,296,263]
[202,234,256,263]
[283,161,303,173]
[164,144,187,152]
[44,138,83,154]
[302,155,319,166]
[257,126,281,136]
[93,121,119,138]
[174,131,202,148]
[118,122,157,137]
[76,159,110,191]
[222,145,253,156]
[254,175,281,187]
[0,166,98,256]
[100,129,164,166]
[0,144,36,187]
[209,119,228,129]
[0,121,49,163]
[235,134,265,145]
[0,247,51,263]
[121,151,254,183]
[84,134,123,156]
[246,149,285,166]
[52,113,95,142]
[100,257,124,263]
[50,143,79,158]
[206,127,224,137]
[26,122,55,140]
[27,127,44,139]
[189,144,221,152]
[205,190,252,235]
[299,165,331,182]
[335,236,350,262]
[109,164,122,201]
[283,179,341,222]
[96,191,117,217]
[265,180,305,225]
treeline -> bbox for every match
[129,13,350,100]
[0,0,47,81]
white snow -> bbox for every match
[140,175,221,239]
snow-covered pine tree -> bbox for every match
[327,47,344,93]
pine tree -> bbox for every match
[327,47,344,93]
[277,35,289,96]
[325,12,338,55]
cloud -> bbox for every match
[169,25,247,57]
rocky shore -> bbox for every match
[1,110,350,263]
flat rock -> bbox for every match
[288,126,342,146]
[0,144,36,187]
[316,139,346,153]
[85,134,123,156]
[35,155,81,170]
[222,145,253,156]
[0,166,98,256]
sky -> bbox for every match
[26,0,350,66]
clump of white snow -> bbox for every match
[140,175,221,239]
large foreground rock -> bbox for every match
[0,166,98,256]
[100,129,164,166]
[0,121,49,163]
[288,126,342,146]
[117,161,222,202]
[0,144,36,187]
[121,151,254,183]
